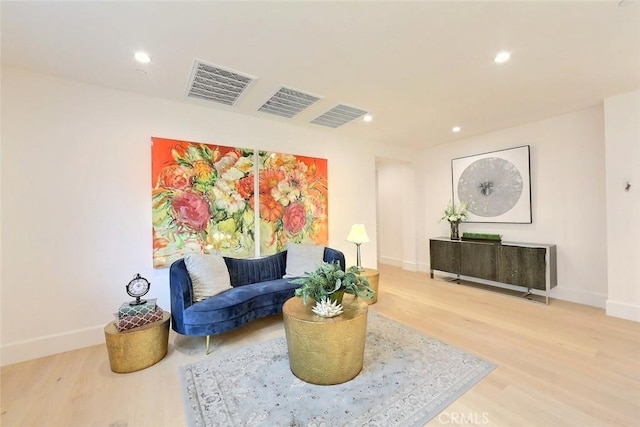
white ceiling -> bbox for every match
[2,1,639,150]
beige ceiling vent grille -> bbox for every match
[310,104,368,128]
[187,60,256,106]
[258,87,321,118]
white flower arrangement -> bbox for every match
[440,201,468,224]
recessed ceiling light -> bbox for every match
[134,51,151,64]
[452,126,462,133]
[494,51,511,64]
[363,114,373,123]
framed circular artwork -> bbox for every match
[451,145,532,223]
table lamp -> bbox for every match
[346,224,370,271]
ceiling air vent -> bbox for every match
[310,104,368,128]
[186,60,256,106]
[258,87,321,118]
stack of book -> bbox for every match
[114,299,164,332]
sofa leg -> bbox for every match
[205,335,211,354]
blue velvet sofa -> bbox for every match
[169,248,345,351]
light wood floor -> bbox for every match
[2,264,639,426]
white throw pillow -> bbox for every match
[284,243,325,278]
[184,252,232,302]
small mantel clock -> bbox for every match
[126,273,150,306]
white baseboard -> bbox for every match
[429,268,608,309]
[606,300,640,322]
[379,256,402,267]
[4,293,634,368]
[0,325,105,367]
[379,257,419,272]
[401,261,418,272]
[418,262,430,273]
[550,287,607,309]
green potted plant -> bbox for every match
[292,261,375,307]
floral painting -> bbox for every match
[257,151,328,255]
[152,137,256,268]
[151,137,328,268]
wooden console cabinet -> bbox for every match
[429,238,557,304]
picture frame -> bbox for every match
[151,137,328,268]
[451,145,532,223]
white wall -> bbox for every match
[417,106,609,307]
[375,161,404,267]
[376,159,418,271]
[604,90,640,321]
[0,68,415,365]
[400,165,418,271]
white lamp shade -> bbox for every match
[346,224,370,244]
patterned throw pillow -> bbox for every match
[284,243,325,278]
[184,253,232,302]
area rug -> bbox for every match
[180,312,495,427]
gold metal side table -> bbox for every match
[360,268,380,304]
[104,311,170,373]
[283,296,368,385]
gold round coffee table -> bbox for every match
[104,311,170,373]
[283,296,368,385]
[360,268,380,304]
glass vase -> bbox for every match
[450,222,460,240]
